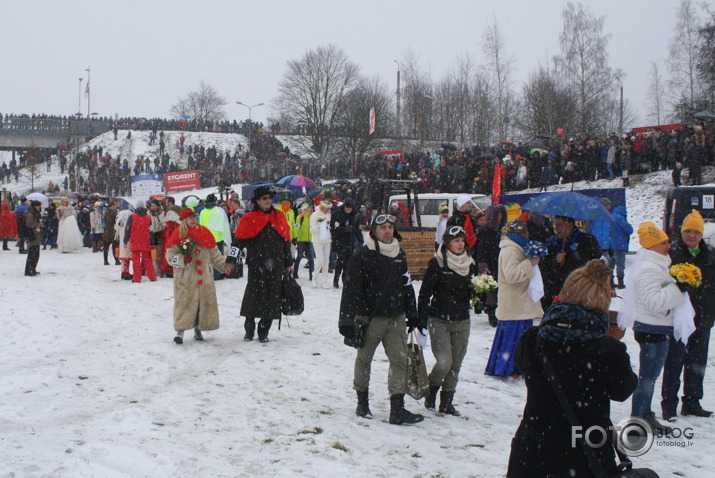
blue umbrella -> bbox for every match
[521,191,613,222]
[180,114,191,119]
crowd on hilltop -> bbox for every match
[0,113,276,136]
[2,110,713,201]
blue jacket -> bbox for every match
[611,206,633,252]
[590,219,612,250]
[16,203,28,218]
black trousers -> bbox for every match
[25,245,40,275]
[245,317,272,339]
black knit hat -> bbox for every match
[30,200,42,208]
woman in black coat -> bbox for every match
[476,204,507,326]
[507,260,638,477]
[418,225,476,416]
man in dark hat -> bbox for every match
[227,186,293,343]
[24,200,43,276]
[338,213,423,425]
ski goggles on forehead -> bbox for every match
[373,214,396,225]
[447,226,465,236]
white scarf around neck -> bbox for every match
[435,249,474,276]
[365,235,401,258]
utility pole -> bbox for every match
[86,67,91,136]
[394,60,401,138]
[77,77,83,114]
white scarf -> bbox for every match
[365,235,401,258]
[435,249,474,277]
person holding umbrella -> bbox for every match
[541,216,602,309]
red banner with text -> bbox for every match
[164,170,200,192]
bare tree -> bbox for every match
[646,62,666,125]
[696,6,715,111]
[170,81,227,122]
[555,2,616,134]
[518,66,578,138]
[668,0,703,116]
[483,19,515,141]
[334,75,394,158]
[275,44,360,159]
[399,51,434,142]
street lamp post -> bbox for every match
[236,101,265,158]
[77,77,83,115]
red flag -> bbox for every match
[85,82,90,96]
[492,159,502,205]
[369,106,376,135]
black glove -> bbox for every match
[406,316,419,333]
[676,281,688,293]
[339,325,355,338]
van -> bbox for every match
[388,193,492,228]
[663,186,715,244]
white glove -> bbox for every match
[416,328,428,348]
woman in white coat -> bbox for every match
[310,200,333,289]
[622,222,684,433]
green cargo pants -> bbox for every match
[428,317,471,392]
[353,314,408,396]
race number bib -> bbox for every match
[228,247,240,258]
[171,255,180,267]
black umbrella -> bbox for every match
[477,153,495,160]
[441,142,458,151]
[526,140,547,149]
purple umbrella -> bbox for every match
[276,175,318,188]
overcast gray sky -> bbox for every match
[1,0,709,128]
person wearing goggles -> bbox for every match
[338,213,422,425]
[418,225,476,416]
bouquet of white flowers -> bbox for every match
[471,274,498,312]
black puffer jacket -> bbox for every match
[669,238,715,330]
[338,244,417,328]
[418,256,476,326]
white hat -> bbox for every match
[94,201,102,207]
[456,195,471,208]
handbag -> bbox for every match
[406,330,430,400]
[540,340,659,478]
[608,310,625,340]
[281,274,304,316]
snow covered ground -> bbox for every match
[2,169,715,477]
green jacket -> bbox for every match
[277,206,298,239]
[295,210,312,242]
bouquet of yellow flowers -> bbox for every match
[470,274,498,311]
[670,262,702,288]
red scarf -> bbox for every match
[165,224,217,249]
[236,209,292,242]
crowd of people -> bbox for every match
[1,176,713,476]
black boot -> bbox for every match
[424,384,440,410]
[439,390,461,416]
[356,390,372,418]
[389,393,424,425]
[617,276,625,289]
[244,318,255,342]
[488,311,498,327]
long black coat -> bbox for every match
[232,219,292,320]
[508,309,638,477]
[418,257,476,327]
[330,207,363,255]
[669,237,715,330]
